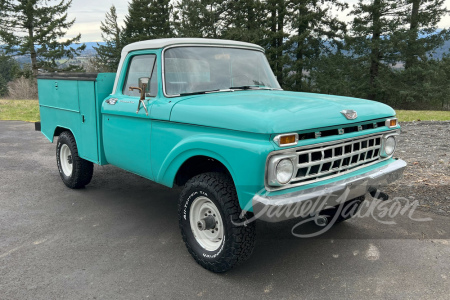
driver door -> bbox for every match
[102,53,158,180]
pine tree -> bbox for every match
[310,52,369,98]
[173,0,224,38]
[221,0,266,44]
[173,0,204,37]
[346,0,407,100]
[388,0,450,109]
[93,5,123,72]
[400,0,450,69]
[123,0,174,44]
[265,0,290,86]
[284,0,348,91]
[0,0,85,77]
[385,58,450,109]
[0,53,19,96]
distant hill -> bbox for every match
[6,37,450,67]
[80,42,105,51]
[67,42,104,55]
[432,39,450,59]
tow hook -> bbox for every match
[314,215,329,226]
[369,189,389,201]
[239,210,250,227]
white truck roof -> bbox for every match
[112,38,264,94]
[121,38,264,54]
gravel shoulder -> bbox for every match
[386,121,450,216]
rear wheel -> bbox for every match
[178,172,256,273]
[56,131,93,189]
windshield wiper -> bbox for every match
[229,85,273,90]
[179,89,233,96]
[179,91,212,96]
[177,86,278,96]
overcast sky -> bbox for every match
[65,0,450,42]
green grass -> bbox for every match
[0,99,449,123]
[396,110,450,122]
[0,99,40,122]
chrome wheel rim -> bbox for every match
[60,144,73,177]
[189,196,224,251]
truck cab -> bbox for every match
[37,38,406,272]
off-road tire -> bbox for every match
[178,172,256,273]
[56,131,93,189]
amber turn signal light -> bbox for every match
[274,133,299,147]
[280,135,296,145]
[385,118,398,128]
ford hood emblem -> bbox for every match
[341,109,358,120]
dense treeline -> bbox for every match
[95,0,450,110]
[0,0,84,98]
[1,0,449,109]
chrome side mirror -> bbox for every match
[129,77,150,116]
[138,77,149,92]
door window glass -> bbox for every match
[123,54,158,97]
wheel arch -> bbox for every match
[54,126,71,138]
[53,126,79,145]
[158,149,237,189]
[174,155,234,187]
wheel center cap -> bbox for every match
[197,215,216,231]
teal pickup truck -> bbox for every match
[37,38,406,272]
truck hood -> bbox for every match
[169,90,396,134]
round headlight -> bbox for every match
[384,136,396,156]
[276,159,294,184]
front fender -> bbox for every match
[151,121,274,211]
[158,147,236,187]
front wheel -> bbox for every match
[56,131,93,189]
[178,172,256,273]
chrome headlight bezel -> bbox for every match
[276,159,295,184]
[267,155,296,186]
[380,132,399,157]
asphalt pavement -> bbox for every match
[0,121,449,299]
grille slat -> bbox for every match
[291,134,383,184]
[294,146,379,168]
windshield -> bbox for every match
[164,46,281,96]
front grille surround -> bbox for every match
[293,135,382,183]
[265,131,400,191]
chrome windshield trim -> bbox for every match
[161,44,276,98]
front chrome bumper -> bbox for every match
[252,159,407,222]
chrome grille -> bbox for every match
[291,134,383,184]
